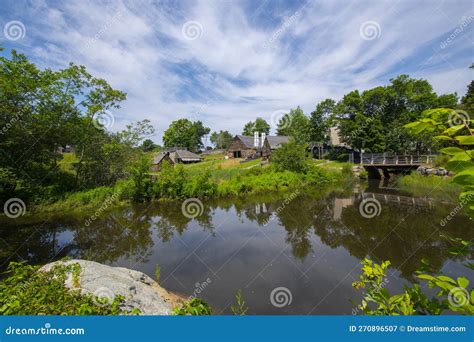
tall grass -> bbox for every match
[398,173,462,202]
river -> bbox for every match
[1,180,472,314]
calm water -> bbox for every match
[1,180,473,315]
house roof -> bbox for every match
[236,135,255,149]
[174,150,202,161]
[152,152,171,164]
[266,136,290,149]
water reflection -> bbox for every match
[0,181,472,314]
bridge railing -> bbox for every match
[360,153,436,165]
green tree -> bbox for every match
[242,117,270,135]
[141,139,156,152]
[0,48,127,196]
[277,107,311,144]
[310,99,335,143]
[210,130,233,149]
[162,119,210,152]
[271,140,309,173]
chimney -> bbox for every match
[254,131,259,148]
[260,132,266,148]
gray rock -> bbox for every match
[40,259,183,315]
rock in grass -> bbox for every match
[40,259,183,315]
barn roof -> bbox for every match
[174,150,202,161]
[265,136,290,149]
[152,152,171,164]
[236,135,255,148]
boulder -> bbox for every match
[40,259,183,315]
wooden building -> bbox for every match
[170,150,203,164]
[227,135,258,159]
[151,152,174,172]
[262,136,290,160]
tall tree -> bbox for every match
[162,119,210,152]
[242,117,270,135]
[210,130,233,149]
[310,99,335,143]
[277,107,311,144]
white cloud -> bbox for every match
[3,0,472,143]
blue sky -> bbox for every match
[1,0,473,143]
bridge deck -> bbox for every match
[360,154,435,167]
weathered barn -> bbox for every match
[169,150,202,164]
[151,151,174,171]
[227,135,258,159]
[262,136,290,160]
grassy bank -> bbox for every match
[31,161,350,214]
[398,173,462,202]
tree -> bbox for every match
[277,107,311,144]
[0,48,127,195]
[210,130,233,149]
[162,119,210,152]
[141,139,156,152]
[271,140,309,173]
[242,117,270,135]
[336,75,458,153]
[310,99,335,143]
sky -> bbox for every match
[1,0,473,144]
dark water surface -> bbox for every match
[1,181,473,314]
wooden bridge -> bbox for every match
[359,153,436,179]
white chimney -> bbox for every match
[260,132,266,148]
[254,131,259,148]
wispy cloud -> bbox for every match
[1,0,473,141]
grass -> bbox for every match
[58,152,77,174]
[398,173,462,202]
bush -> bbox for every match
[172,298,212,315]
[271,140,309,173]
[0,261,136,315]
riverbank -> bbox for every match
[397,173,462,202]
[0,259,186,315]
[26,161,352,215]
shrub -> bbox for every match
[0,261,135,315]
[271,140,309,173]
[172,298,212,315]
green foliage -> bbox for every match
[172,298,212,315]
[404,107,473,216]
[352,258,474,315]
[230,289,248,315]
[310,99,335,143]
[210,130,233,149]
[242,117,270,135]
[398,173,462,202]
[163,119,210,152]
[277,107,311,143]
[0,261,134,315]
[336,75,459,153]
[271,140,309,173]
[141,139,156,152]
